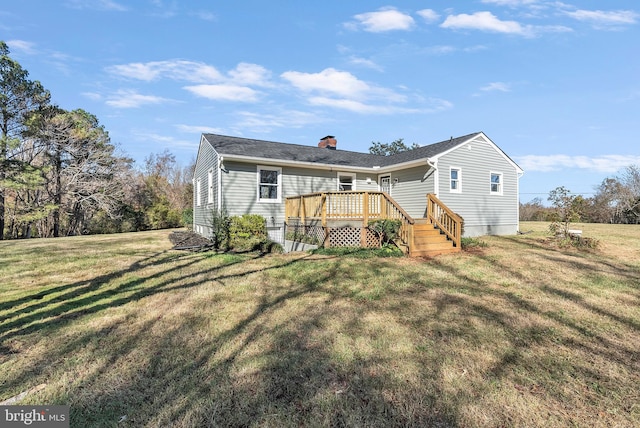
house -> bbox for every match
[192,132,523,256]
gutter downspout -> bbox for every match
[427,158,439,198]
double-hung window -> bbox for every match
[450,167,461,193]
[207,169,214,204]
[337,172,356,191]
[490,172,503,195]
[196,178,202,206]
[257,165,281,203]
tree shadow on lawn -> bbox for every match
[0,250,286,400]
[411,235,640,422]
[4,237,639,426]
[67,255,460,427]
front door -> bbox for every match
[380,175,391,195]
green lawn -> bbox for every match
[1,223,638,427]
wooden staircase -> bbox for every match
[410,219,460,257]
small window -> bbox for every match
[257,165,281,203]
[196,178,202,206]
[207,169,214,204]
[490,172,503,195]
[337,172,356,191]
[450,167,461,193]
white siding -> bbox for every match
[220,162,372,223]
[193,139,219,235]
[381,165,435,219]
[436,136,519,236]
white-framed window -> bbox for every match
[337,172,356,191]
[257,165,282,203]
[450,167,461,193]
[196,178,202,206]
[490,172,503,195]
[207,168,214,204]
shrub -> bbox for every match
[461,237,488,249]
[147,197,182,229]
[311,244,404,258]
[228,214,267,252]
[209,208,231,251]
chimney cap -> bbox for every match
[321,135,335,140]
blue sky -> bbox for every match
[2,0,639,203]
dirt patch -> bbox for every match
[169,230,213,251]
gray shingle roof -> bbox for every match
[202,132,482,168]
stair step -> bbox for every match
[413,240,456,250]
[411,247,460,257]
[413,223,436,231]
[413,229,442,237]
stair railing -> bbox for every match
[426,194,462,248]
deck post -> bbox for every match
[361,192,369,247]
[321,194,327,227]
[300,196,306,224]
[381,193,388,219]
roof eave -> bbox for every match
[218,153,376,172]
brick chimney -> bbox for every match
[318,135,337,150]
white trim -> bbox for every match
[378,174,391,195]
[429,132,524,175]
[449,166,461,193]
[433,159,440,198]
[337,171,356,191]
[257,165,282,203]
[196,177,202,206]
[207,168,214,204]
[490,171,503,195]
[217,157,222,210]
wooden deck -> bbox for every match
[285,192,462,257]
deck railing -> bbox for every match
[426,193,462,248]
[285,191,415,248]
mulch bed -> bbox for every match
[169,230,214,251]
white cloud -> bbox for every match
[423,97,454,113]
[106,90,171,108]
[565,10,639,28]
[236,110,324,131]
[348,56,384,72]
[65,0,127,11]
[175,125,225,134]
[350,7,415,32]
[480,82,511,92]
[228,63,272,87]
[481,0,538,6]
[417,9,440,23]
[516,154,640,173]
[281,67,449,115]
[183,84,260,102]
[107,60,222,83]
[192,10,216,21]
[81,92,102,101]
[281,68,371,98]
[138,132,198,149]
[6,40,37,54]
[308,97,395,114]
[307,96,451,115]
[441,11,531,36]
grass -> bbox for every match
[0,222,638,427]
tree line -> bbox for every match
[0,41,192,240]
[520,165,640,224]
